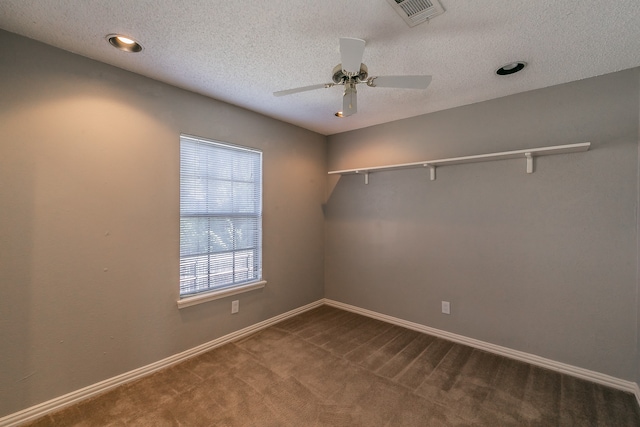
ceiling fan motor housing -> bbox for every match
[332,63,369,84]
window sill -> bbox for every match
[176,280,267,309]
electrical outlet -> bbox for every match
[441,301,450,315]
[231,300,239,314]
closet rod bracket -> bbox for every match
[355,170,370,184]
[424,164,436,181]
[525,152,533,174]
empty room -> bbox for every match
[1,1,640,426]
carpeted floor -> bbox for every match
[25,305,640,426]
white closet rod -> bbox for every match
[328,142,590,183]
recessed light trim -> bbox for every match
[107,34,143,53]
[496,61,526,76]
[116,36,135,45]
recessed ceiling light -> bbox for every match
[107,34,143,53]
[496,61,526,76]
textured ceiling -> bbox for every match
[1,0,640,135]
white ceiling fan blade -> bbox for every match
[340,37,366,75]
[273,83,333,97]
[369,75,432,89]
[342,85,357,116]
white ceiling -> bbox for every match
[1,1,640,135]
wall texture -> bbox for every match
[0,30,326,417]
[325,68,640,382]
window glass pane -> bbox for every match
[232,217,259,250]
[233,181,256,213]
[179,218,209,257]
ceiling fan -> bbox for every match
[273,38,432,117]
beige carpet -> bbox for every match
[25,305,640,426]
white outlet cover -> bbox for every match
[441,301,450,315]
[231,300,239,314]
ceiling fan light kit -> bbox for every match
[274,37,432,118]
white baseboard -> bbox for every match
[0,299,324,427]
[323,298,640,397]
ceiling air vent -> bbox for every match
[386,0,445,27]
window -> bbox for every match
[179,135,262,300]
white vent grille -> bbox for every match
[387,0,445,27]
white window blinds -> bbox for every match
[179,135,262,297]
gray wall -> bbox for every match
[325,68,640,381]
[0,30,326,417]
[637,71,640,387]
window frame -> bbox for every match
[177,134,266,309]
